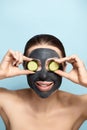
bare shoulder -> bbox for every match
[0,87,13,99]
[57,90,87,118]
[57,90,83,107]
[14,88,32,100]
[0,88,15,103]
[0,88,31,107]
[0,88,14,110]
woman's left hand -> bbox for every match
[54,55,87,87]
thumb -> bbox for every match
[55,70,69,79]
[18,70,35,75]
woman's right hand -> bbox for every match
[0,50,34,79]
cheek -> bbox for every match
[53,74,62,85]
[27,74,36,84]
[27,73,39,87]
[27,72,62,84]
[27,73,62,90]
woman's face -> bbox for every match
[26,46,63,98]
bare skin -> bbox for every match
[0,46,87,130]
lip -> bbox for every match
[35,81,54,92]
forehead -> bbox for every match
[27,44,62,58]
[29,48,59,60]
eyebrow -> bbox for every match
[27,47,62,58]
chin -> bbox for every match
[34,88,59,99]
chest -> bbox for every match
[2,96,84,130]
[9,114,72,130]
[5,107,83,130]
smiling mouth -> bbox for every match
[35,81,54,92]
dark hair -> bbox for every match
[23,34,66,66]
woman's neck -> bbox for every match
[29,89,62,113]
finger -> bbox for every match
[23,56,33,62]
[54,57,68,63]
[7,50,19,60]
[15,52,24,66]
[1,50,17,68]
[54,69,70,79]
[53,56,82,68]
[46,57,68,68]
[18,69,35,75]
[46,57,68,64]
[13,53,32,67]
[67,55,85,68]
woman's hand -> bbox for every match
[0,50,34,79]
[53,55,87,87]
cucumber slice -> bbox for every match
[27,60,38,71]
[48,61,59,71]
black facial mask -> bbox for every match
[27,48,63,98]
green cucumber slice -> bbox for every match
[27,60,38,71]
[48,61,59,71]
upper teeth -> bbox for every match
[40,84,48,87]
[36,82,53,87]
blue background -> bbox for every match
[0,0,87,129]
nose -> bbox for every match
[39,68,48,81]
